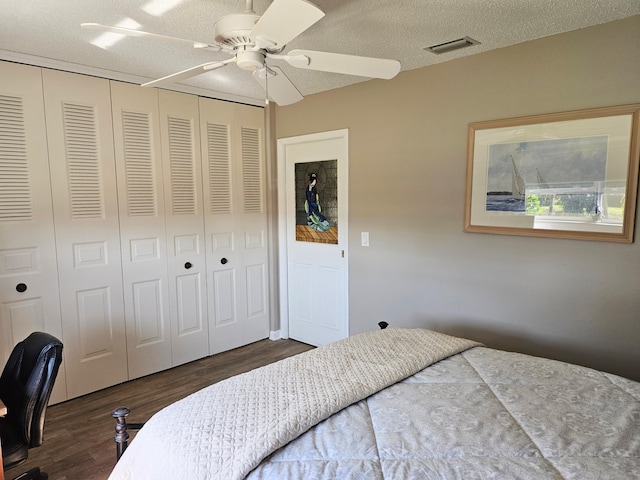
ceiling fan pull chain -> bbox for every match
[264,66,269,105]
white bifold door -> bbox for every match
[42,69,128,399]
[0,62,67,404]
[0,62,270,399]
[158,90,209,366]
[199,98,269,355]
[111,81,173,378]
[111,82,211,377]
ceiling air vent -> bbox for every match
[424,37,480,55]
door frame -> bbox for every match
[277,129,349,340]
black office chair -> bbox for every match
[0,332,63,480]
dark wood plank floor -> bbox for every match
[8,339,314,480]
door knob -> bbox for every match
[220,258,228,265]
[16,283,27,293]
[184,262,192,269]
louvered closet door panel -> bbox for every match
[42,70,127,399]
[199,98,241,354]
[199,98,269,355]
[111,81,172,379]
[159,90,208,366]
[0,61,67,403]
[235,104,269,345]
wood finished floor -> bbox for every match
[7,339,314,480]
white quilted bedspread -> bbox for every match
[109,328,479,480]
[249,346,640,480]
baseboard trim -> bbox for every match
[269,330,282,341]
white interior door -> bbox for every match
[235,104,270,346]
[111,81,172,379]
[159,89,209,366]
[200,98,269,355]
[0,62,67,403]
[43,69,128,399]
[277,130,349,346]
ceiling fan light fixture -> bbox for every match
[424,36,480,55]
[236,50,265,71]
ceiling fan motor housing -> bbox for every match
[213,13,260,49]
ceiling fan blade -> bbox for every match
[253,66,303,106]
[142,59,233,88]
[286,49,401,79]
[250,0,324,50]
[81,23,220,50]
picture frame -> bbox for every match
[464,104,640,243]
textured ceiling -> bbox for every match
[1,0,639,106]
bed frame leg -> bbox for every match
[113,407,131,461]
[113,407,145,461]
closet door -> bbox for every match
[235,104,270,346]
[43,70,127,398]
[200,98,269,355]
[0,62,67,403]
[158,90,208,366]
[199,99,239,353]
[111,81,172,379]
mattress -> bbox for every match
[109,329,640,479]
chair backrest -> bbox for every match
[0,332,63,448]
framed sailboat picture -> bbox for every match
[464,104,640,243]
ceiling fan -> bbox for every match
[82,0,401,106]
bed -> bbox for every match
[108,328,640,479]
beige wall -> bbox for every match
[275,15,640,381]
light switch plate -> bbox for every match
[361,232,369,247]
